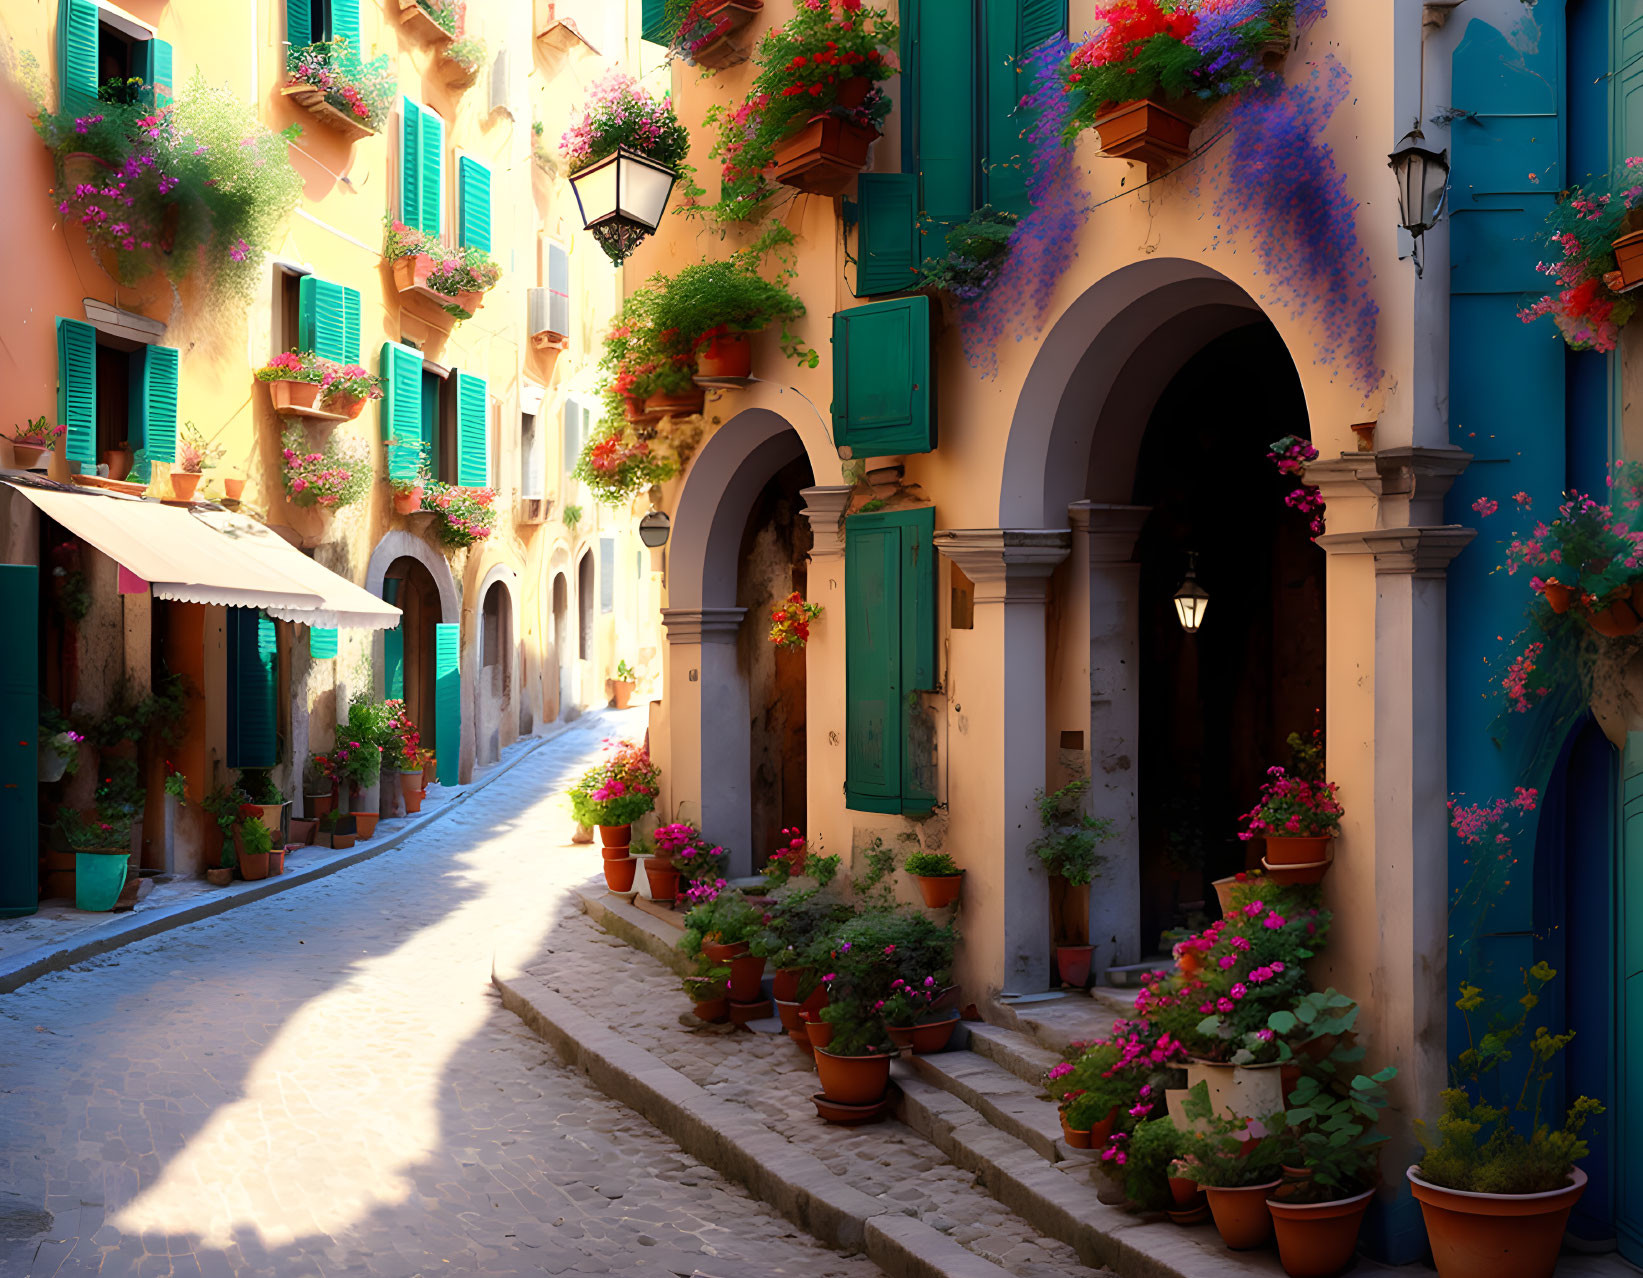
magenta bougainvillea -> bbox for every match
[1269,434,1324,535]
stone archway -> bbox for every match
[473,562,519,767]
[662,409,813,875]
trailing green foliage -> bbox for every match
[1028,776,1114,886]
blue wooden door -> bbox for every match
[0,565,38,918]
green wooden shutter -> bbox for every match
[57,0,99,119]
[897,507,937,806]
[56,317,96,468]
[287,0,312,49]
[455,371,487,486]
[333,0,361,48]
[227,608,278,769]
[852,174,920,297]
[640,0,672,44]
[400,98,422,230]
[310,626,338,659]
[435,622,460,786]
[983,0,1065,216]
[381,341,423,480]
[134,344,179,465]
[0,565,39,918]
[383,579,404,698]
[1622,735,1643,1257]
[845,518,902,812]
[343,286,361,363]
[300,276,358,362]
[906,0,978,251]
[419,108,445,239]
[144,38,174,108]
[832,297,935,457]
[458,156,492,252]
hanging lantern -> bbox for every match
[1173,552,1209,635]
[638,510,671,548]
[567,147,678,265]
[1388,127,1450,240]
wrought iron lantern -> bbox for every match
[1173,552,1209,635]
[1388,127,1450,240]
[568,148,678,265]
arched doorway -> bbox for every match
[663,409,814,875]
[383,556,442,776]
[365,531,461,787]
[550,570,570,721]
[475,571,515,766]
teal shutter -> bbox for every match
[300,277,359,362]
[400,98,422,230]
[133,344,179,465]
[383,579,404,698]
[982,0,1065,215]
[845,519,902,811]
[57,0,99,119]
[455,371,487,486]
[832,297,935,457]
[56,317,96,468]
[226,609,278,769]
[458,156,492,252]
[640,0,672,44]
[419,108,445,238]
[435,622,460,786]
[852,174,919,297]
[287,0,312,49]
[381,341,423,480]
[310,626,338,659]
[144,38,174,108]
[897,507,936,805]
[1623,736,1643,1257]
[0,565,39,918]
[906,0,978,251]
[343,286,361,363]
[333,0,361,47]
[1019,0,1066,49]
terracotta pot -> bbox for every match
[289,818,317,846]
[1185,1059,1288,1122]
[1261,853,1333,886]
[232,828,270,882]
[329,393,368,421]
[1177,948,1203,976]
[623,395,656,424]
[223,477,246,501]
[702,938,749,963]
[774,998,803,1032]
[727,953,767,1002]
[885,1012,959,1055]
[601,845,632,861]
[603,855,637,892]
[692,996,730,1023]
[10,442,50,468]
[598,824,632,850]
[268,848,286,875]
[102,446,133,479]
[267,379,327,415]
[1088,1105,1120,1147]
[695,331,753,379]
[1092,98,1195,175]
[799,985,828,1015]
[306,790,335,820]
[61,150,113,189]
[612,679,635,709]
[1055,944,1095,988]
[771,967,810,1002]
[643,389,706,418]
[400,770,423,814]
[1588,591,1642,637]
[392,252,437,293]
[771,116,879,195]
[788,1027,814,1055]
[1168,1175,1204,1209]
[645,861,680,903]
[353,812,379,840]
[453,288,484,316]
[912,872,963,908]
[392,485,424,515]
[682,0,763,68]
[1267,1187,1374,1278]
[169,470,203,500]
[1059,1112,1092,1149]
[1264,835,1334,866]
[1539,578,1574,614]
[205,866,234,887]
[1407,1166,1587,1278]
[728,998,771,1026]
[1614,229,1643,290]
[802,1014,834,1049]
[1212,874,1241,916]
[813,1047,895,1106]
[1204,1181,1282,1250]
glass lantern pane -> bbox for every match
[617,156,675,231]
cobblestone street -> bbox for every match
[0,716,883,1278]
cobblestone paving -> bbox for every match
[526,911,1105,1278]
[0,714,882,1278]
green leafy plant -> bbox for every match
[560,69,689,174]
[201,781,248,838]
[904,850,960,877]
[57,806,132,850]
[563,504,583,529]
[678,889,764,959]
[286,38,397,132]
[815,907,957,1055]
[234,810,274,858]
[1278,1064,1397,1203]
[645,238,814,368]
[164,770,187,801]
[237,768,283,805]
[444,36,488,75]
[1028,777,1114,886]
[915,206,1018,301]
[11,415,64,448]
[76,672,187,748]
[279,425,370,510]
[1112,1116,1186,1212]
[1175,1081,1289,1187]
[1415,963,1604,1195]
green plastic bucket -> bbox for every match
[75,851,128,912]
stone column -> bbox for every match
[934,529,1070,997]
[800,487,852,869]
[1067,502,1150,980]
[660,606,751,875]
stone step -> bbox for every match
[897,1048,1076,1165]
[964,1021,1065,1089]
[1089,984,1139,1018]
[990,991,1124,1054]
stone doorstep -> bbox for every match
[631,892,686,931]
[963,1022,1066,1089]
[490,967,1019,1278]
[988,991,1126,1054]
[576,880,696,977]
[898,1050,1072,1165]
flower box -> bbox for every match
[771,116,880,196]
[266,379,345,420]
[682,0,764,70]
[9,441,54,469]
[397,0,455,44]
[391,253,465,317]
[1093,99,1195,177]
[642,389,706,419]
[1614,228,1643,291]
[694,331,753,381]
[392,483,425,516]
[70,473,147,497]
[279,84,376,143]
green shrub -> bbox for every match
[904,850,960,877]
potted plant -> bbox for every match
[280,426,371,511]
[169,422,226,501]
[38,718,85,785]
[679,887,767,1004]
[1047,1039,1139,1149]
[200,780,247,881]
[329,738,382,839]
[237,768,290,844]
[283,37,398,140]
[388,444,429,515]
[9,415,65,469]
[1028,776,1115,987]
[1503,460,1643,637]
[1237,765,1343,873]
[1175,1083,1288,1249]
[400,0,462,42]
[421,481,499,548]
[1267,1066,1396,1278]
[316,810,357,849]
[58,808,133,911]
[1408,963,1603,1278]
[442,36,487,89]
[646,250,811,386]
[231,805,274,880]
[573,420,682,507]
[903,849,963,909]
[303,752,335,819]
[1522,157,1643,351]
[683,969,732,1024]
[1101,1116,1186,1213]
[385,701,424,815]
[880,976,959,1054]
[567,738,660,851]
[383,221,503,319]
[611,659,637,710]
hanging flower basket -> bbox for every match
[1093,99,1195,177]
[771,116,879,196]
[397,0,458,44]
[680,0,764,70]
[562,73,689,265]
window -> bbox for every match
[226,607,278,769]
[379,347,488,488]
[577,551,594,659]
[399,98,446,240]
[56,317,178,478]
[287,0,361,48]
[561,399,589,484]
[547,241,570,340]
[520,412,544,500]
[599,537,615,614]
[457,155,492,252]
[58,0,172,117]
[844,507,937,814]
[298,275,362,363]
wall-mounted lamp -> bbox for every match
[638,509,672,549]
[1173,552,1209,635]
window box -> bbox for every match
[278,84,377,143]
[681,0,764,70]
[397,0,456,44]
[264,379,354,422]
[1092,99,1195,178]
[772,116,879,196]
[69,473,148,497]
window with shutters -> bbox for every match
[58,1,172,116]
[844,507,938,814]
[561,398,589,489]
[456,154,492,253]
[399,98,446,241]
[849,0,1066,295]
[56,319,179,478]
[226,608,279,770]
[831,296,935,457]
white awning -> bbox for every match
[9,484,401,631]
